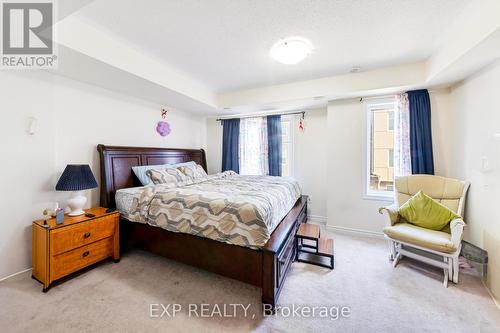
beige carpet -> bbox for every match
[1,230,499,333]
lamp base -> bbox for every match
[68,209,85,217]
[67,191,87,216]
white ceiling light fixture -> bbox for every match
[270,37,314,65]
[350,66,362,73]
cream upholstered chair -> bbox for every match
[379,175,470,287]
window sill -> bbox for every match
[362,192,395,202]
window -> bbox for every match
[281,116,293,176]
[239,117,269,175]
[238,115,294,176]
[365,99,396,199]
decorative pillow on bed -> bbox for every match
[132,161,196,185]
[146,168,191,185]
[177,164,208,180]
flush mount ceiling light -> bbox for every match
[350,66,362,73]
[270,37,314,65]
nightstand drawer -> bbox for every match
[51,237,114,280]
[50,215,116,255]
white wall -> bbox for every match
[326,91,453,235]
[449,61,500,304]
[291,108,328,220]
[326,99,387,235]
[0,71,206,279]
[206,119,223,175]
[0,72,57,280]
[430,90,455,177]
[205,107,328,218]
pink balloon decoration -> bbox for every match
[156,121,171,137]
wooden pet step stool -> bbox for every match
[295,223,334,269]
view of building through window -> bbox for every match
[369,108,395,193]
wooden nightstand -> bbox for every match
[32,207,120,291]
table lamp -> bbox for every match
[55,164,98,216]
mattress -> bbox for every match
[115,186,144,218]
[115,171,301,248]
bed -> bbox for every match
[97,144,308,309]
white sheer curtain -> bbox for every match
[394,94,412,177]
[239,117,269,175]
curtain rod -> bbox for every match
[358,89,442,102]
[215,110,305,122]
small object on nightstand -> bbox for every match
[32,207,120,292]
[84,213,96,218]
[105,208,116,213]
[42,209,52,228]
[55,208,64,225]
[42,202,59,220]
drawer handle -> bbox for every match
[82,251,90,258]
[83,232,91,239]
[279,245,293,266]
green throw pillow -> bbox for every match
[398,191,460,231]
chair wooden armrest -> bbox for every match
[450,218,466,250]
[379,204,400,226]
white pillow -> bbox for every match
[132,161,196,185]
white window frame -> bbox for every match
[281,115,294,177]
[363,98,396,201]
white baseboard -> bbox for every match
[0,267,32,282]
[483,280,500,311]
[306,216,384,239]
[325,225,384,239]
[307,215,327,224]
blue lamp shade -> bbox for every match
[55,165,98,191]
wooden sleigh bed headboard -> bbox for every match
[97,144,207,208]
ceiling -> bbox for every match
[74,0,470,92]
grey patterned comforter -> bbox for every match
[123,171,301,248]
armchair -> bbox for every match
[380,175,470,287]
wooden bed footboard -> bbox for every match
[261,195,307,308]
[120,195,307,309]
